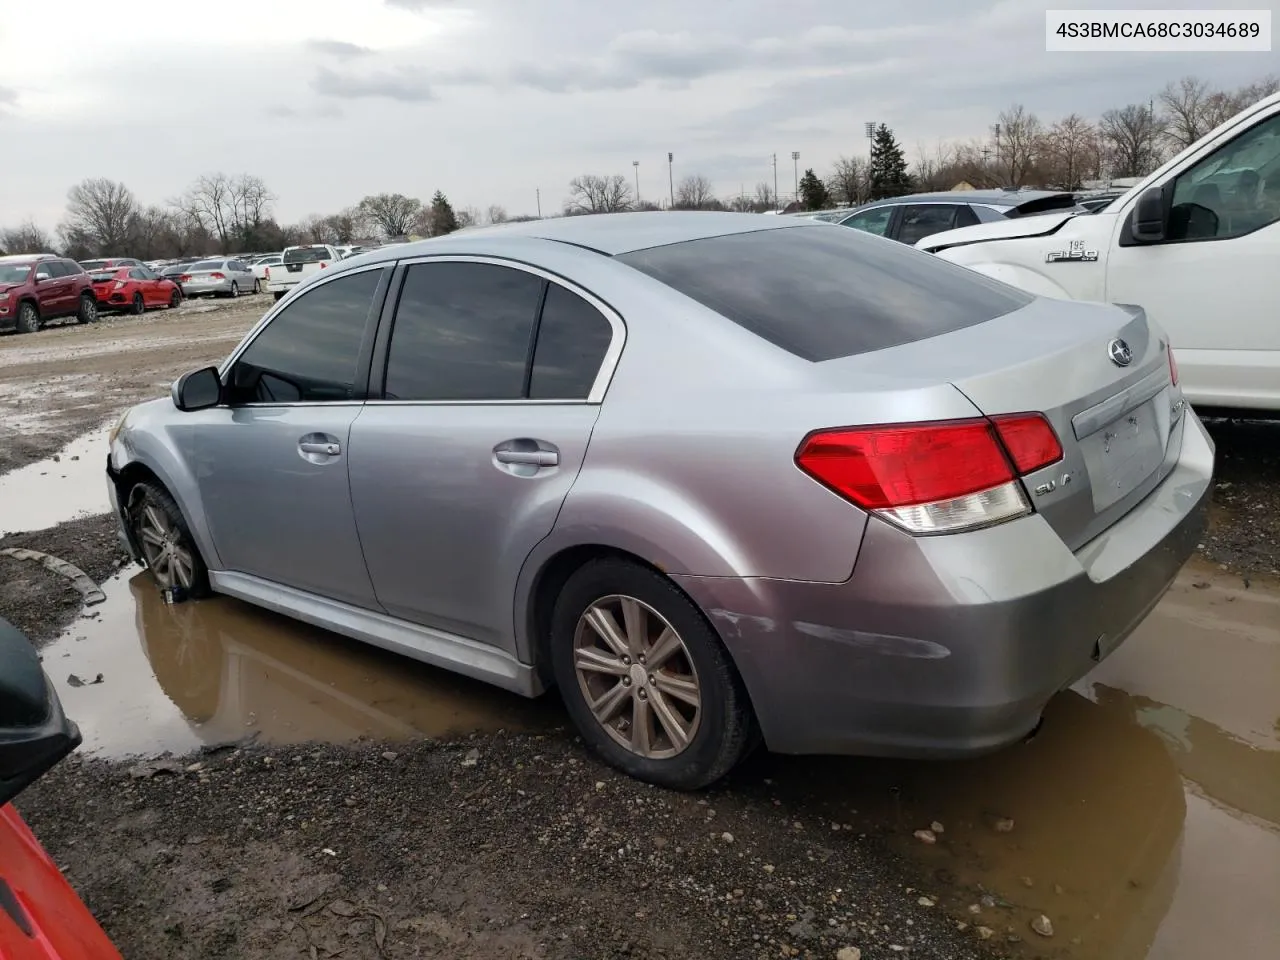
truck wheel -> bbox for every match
[77,294,98,324]
[273,291,285,302]
[16,301,39,334]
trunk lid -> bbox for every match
[821,298,1182,550]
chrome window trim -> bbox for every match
[365,253,627,407]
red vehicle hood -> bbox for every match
[0,806,121,960]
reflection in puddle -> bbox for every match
[747,561,1279,960]
[44,570,559,757]
[0,426,113,535]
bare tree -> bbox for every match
[62,178,137,253]
[1099,104,1164,178]
[296,213,338,244]
[826,156,863,205]
[178,173,234,250]
[996,104,1043,187]
[911,142,956,192]
[486,204,509,224]
[0,219,52,255]
[674,174,717,210]
[358,193,420,237]
[1159,76,1215,149]
[324,207,366,243]
[566,174,633,214]
[753,181,776,211]
[455,206,480,229]
[229,174,275,247]
[1041,114,1098,189]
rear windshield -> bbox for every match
[0,264,32,284]
[188,260,224,271]
[79,259,108,270]
[284,247,330,264]
[616,225,1033,362]
[90,271,118,282]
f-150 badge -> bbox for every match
[1046,240,1099,263]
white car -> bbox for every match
[265,245,339,302]
[251,255,281,283]
[918,91,1280,416]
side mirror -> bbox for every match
[0,616,81,806]
[172,366,223,411]
[35,272,51,282]
[1129,186,1168,243]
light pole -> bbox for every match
[791,151,800,204]
[772,153,778,211]
[865,122,876,201]
[633,160,640,207]
[535,188,541,219]
[667,152,674,209]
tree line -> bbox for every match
[1,72,1274,258]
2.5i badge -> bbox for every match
[1046,239,1099,263]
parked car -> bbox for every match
[77,257,143,271]
[159,260,198,284]
[0,254,98,334]
[1074,190,1127,213]
[818,190,1085,246]
[89,265,183,314]
[0,615,123,958]
[106,211,1213,789]
[250,254,282,283]
[919,90,1280,416]
[179,258,258,298]
[266,244,339,300]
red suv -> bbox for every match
[0,255,98,334]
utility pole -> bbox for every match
[633,160,640,207]
[791,151,800,204]
[667,152,674,209]
[535,188,541,219]
[772,153,778,211]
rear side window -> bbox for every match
[383,261,544,401]
[896,206,960,246]
[617,225,1033,362]
[529,284,614,400]
[227,269,384,404]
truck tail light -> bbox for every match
[1168,345,1179,386]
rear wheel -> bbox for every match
[273,291,285,302]
[130,481,210,598]
[76,294,98,325]
[229,281,240,298]
[549,558,754,790]
[16,301,39,334]
[131,293,145,315]
[169,289,182,309]
[252,278,261,294]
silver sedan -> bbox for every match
[105,212,1212,789]
[180,258,258,298]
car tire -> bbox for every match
[273,291,285,302]
[169,289,182,309]
[76,294,98,325]
[16,300,40,334]
[129,481,211,599]
[131,293,145,316]
[549,558,755,790]
[252,279,261,294]
[229,282,239,298]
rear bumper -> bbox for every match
[675,410,1215,758]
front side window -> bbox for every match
[529,284,614,400]
[382,261,544,401]
[227,269,384,404]
[896,205,960,246]
[841,206,893,236]
[1168,111,1280,241]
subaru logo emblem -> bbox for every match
[1107,338,1133,367]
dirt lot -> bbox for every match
[2,306,1279,960]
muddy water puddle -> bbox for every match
[0,425,113,535]
[43,569,559,757]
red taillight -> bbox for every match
[989,413,1062,475]
[209,272,225,280]
[264,267,271,279]
[796,414,1063,535]
[319,262,328,269]
[1168,346,1179,386]
[179,274,191,282]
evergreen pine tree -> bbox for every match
[868,124,913,200]
[428,190,459,235]
[798,168,830,210]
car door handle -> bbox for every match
[494,449,557,466]
[299,440,340,456]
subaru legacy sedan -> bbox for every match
[104,212,1213,789]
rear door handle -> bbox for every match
[299,440,340,456]
[494,449,558,466]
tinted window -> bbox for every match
[228,269,383,404]
[284,247,332,264]
[79,259,107,271]
[129,269,147,280]
[529,284,614,400]
[841,206,893,236]
[897,205,960,246]
[383,262,543,401]
[189,260,224,271]
[1167,112,1280,241]
[617,225,1034,362]
[44,261,70,278]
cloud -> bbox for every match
[384,0,461,9]
[312,66,436,102]
[266,103,345,120]
[0,86,16,110]
[304,39,373,59]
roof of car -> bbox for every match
[849,190,1073,209]
[379,211,805,257]
[0,253,56,262]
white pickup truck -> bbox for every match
[919,91,1280,416]
[266,244,340,301]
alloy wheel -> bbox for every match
[137,503,196,589]
[573,594,702,759]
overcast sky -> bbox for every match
[0,0,1271,228]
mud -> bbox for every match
[0,294,266,475]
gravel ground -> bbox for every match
[18,737,992,960]
[1198,417,1280,576]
